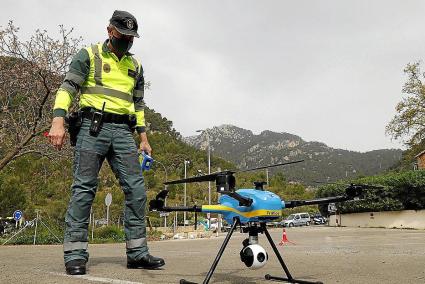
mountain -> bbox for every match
[184,124,403,185]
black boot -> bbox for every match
[65,259,87,275]
[127,254,165,269]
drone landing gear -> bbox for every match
[180,219,322,284]
[180,217,240,284]
[261,223,323,284]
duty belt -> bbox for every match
[81,108,136,125]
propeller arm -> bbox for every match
[159,206,203,212]
[224,191,253,207]
[284,183,381,209]
[284,195,349,208]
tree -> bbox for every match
[0,21,82,171]
[386,62,425,147]
[0,176,26,216]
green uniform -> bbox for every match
[54,40,149,263]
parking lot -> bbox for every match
[1,226,424,284]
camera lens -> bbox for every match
[257,252,265,262]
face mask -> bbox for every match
[110,35,133,54]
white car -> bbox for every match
[281,213,311,227]
[208,218,222,232]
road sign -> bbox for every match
[105,193,112,226]
[13,210,23,221]
[328,203,337,213]
[105,193,112,206]
[160,212,170,217]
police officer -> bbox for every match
[48,10,164,275]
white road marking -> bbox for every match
[47,271,143,284]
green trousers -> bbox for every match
[63,119,149,263]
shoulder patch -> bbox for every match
[103,63,111,73]
[128,69,137,78]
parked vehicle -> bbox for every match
[207,218,223,232]
[266,221,280,228]
[310,213,327,225]
[280,213,310,227]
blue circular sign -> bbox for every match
[13,210,23,221]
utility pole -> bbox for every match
[266,169,269,187]
[197,129,213,230]
[184,160,190,227]
[208,133,211,205]
[155,160,168,227]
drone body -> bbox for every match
[203,189,282,224]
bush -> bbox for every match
[147,230,163,241]
[1,225,62,245]
[316,170,425,214]
[93,225,125,243]
[92,226,163,243]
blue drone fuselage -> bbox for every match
[201,189,284,224]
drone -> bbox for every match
[149,160,381,284]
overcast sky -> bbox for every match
[2,0,423,152]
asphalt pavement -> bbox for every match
[1,226,424,284]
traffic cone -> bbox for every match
[279,228,295,246]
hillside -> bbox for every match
[184,124,403,184]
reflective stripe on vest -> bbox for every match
[91,44,103,86]
[81,86,133,102]
[79,43,139,114]
[130,57,142,99]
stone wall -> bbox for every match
[328,210,425,229]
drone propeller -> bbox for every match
[164,160,304,185]
[313,181,384,197]
[164,170,235,185]
[313,180,339,185]
[239,160,304,173]
[345,183,383,198]
[314,180,384,189]
[285,183,384,208]
[349,183,383,190]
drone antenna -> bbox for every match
[254,181,267,190]
[313,180,339,185]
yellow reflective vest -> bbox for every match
[53,42,145,132]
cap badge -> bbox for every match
[126,19,134,30]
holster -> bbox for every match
[65,111,82,146]
[128,115,137,132]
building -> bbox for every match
[415,150,425,170]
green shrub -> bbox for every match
[93,225,125,243]
[316,170,425,214]
[147,230,163,241]
[1,226,62,245]
[91,226,163,243]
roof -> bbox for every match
[414,149,425,158]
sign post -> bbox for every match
[328,203,337,227]
[13,210,23,229]
[3,210,61,246]
[33,210,39,245]
[105,193,112,226]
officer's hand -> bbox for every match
[48,117,66,150]
[140,140,152,156]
